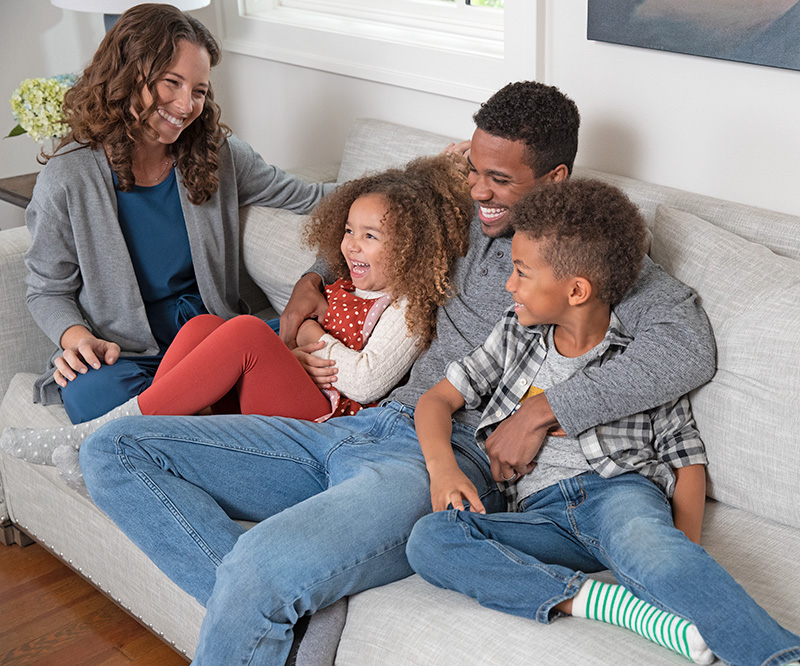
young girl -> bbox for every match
[1,153,474,493]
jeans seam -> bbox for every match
[115,437,232,567]
[262,533,413,623]
[457,513,578,584]
[762,646,800,666]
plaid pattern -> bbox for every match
[446,309,707,507]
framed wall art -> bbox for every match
[587,0,800,71]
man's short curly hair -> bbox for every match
[304,154,473,346]
[512,179,647,306]
[474,81,580,177]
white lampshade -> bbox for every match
[51,1,210,12]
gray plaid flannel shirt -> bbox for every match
[446,309,708,507]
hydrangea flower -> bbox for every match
[9,73,78,142]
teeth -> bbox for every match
[480,206,506,220]
[158,109,184,127]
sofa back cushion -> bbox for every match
[337,118,458,183]
[575,167,800,262]
[650,204,800,529]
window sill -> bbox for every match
[216,1,542,102]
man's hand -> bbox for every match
[484,392,560,483]
[442,140,471,158]
[54,325,120,387]
[279,273,328,348]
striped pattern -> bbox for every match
[581,580,695,662]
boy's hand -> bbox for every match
[429,466,485,513]
[485,392,559,483]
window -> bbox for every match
[217,1,538,102]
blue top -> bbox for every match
[114,169,207,351]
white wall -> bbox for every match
[2,0,798,232]
[546,1,800,216]
[212,53,479,173]
[0,0,105,229]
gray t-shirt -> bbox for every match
[515,327,605,501]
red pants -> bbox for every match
[138,314,332,421]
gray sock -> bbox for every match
[0,396,141,466]
[52,444,91,499]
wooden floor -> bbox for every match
[0,540,189,665]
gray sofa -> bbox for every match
[1,118,798,665]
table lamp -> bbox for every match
[51,0,211,32]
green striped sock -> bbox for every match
[571,580,714,665]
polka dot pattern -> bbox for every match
[318,279,393,420]
[322,279,392,351]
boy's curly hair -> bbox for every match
[52,3,230,205]
[512,179,648,306]
[304,154,473,346]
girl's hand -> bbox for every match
[429,467,485,513]
[291,341,338,389]
[296,318,325,347]
[53,334,120,387]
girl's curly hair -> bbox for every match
[304,153,473,347]
[50,3,230,205]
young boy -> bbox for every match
[407,179,800,666]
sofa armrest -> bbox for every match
[0,226,56,399]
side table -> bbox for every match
[0,172,37,209]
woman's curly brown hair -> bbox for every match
[49,3,230,205]
[304,153,474,346]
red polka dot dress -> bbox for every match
[317,279,393,420]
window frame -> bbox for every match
[216,0,542,103]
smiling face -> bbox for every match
[505,233,573,328]
[468,129,569,238]
[340,193,390,293]
[139,40,211,145]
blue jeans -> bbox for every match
[80,402,503,666]
[60,356,161,423]
[406,473,800,666]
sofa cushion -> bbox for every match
[649,205,800,529]
[240,207,317,315]
[338,499,800,665]
[575,167,800,262]
[337,119,457,183]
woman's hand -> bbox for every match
[428,465,485,514]
[54,326,120,387]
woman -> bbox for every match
[24,3,333,423]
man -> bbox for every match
[81,81,715,666]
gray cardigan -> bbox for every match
[25,135,334,404]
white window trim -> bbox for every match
[216,0,543,102]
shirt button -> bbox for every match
[496,251,504,258]
[519,378,526,385]
[495,409,503,417]
[482,268,489,276]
